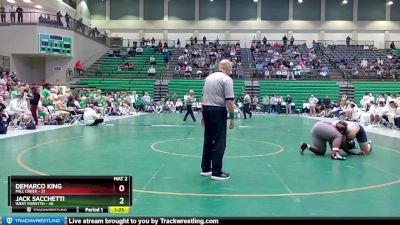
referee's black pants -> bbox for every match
[202,106,227,176]
[183,105,196,121]
[243,103,252,119]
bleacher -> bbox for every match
[259,81,340,110]
[85,48,165,79]
[390,49,400,58]
[324,46,388,63]
[353,81,400,105]
[250,43,333,80]
[76,78,155,97]
[168,80,245,99]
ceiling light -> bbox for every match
[342,0,348,4]
[254,0,258,2]
[7,0,16,4]
[35,5,43,9]
[23,0,32,3]
[388,0,394,5]
[298,0,303,3]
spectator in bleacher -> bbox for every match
[163,50,170,65]
[65,13,70,27]
[203,36,207,45]
[320,65,329,77]
[236,65,244,79]
[282,35,288,46]
[0,5,5,23]
[263,36,267,45]
[286,64,296,81]
[108,49,114,57]
[122,61,132,71]
[346,36,352,46]
[9,5,15,23]
[136,46,143,55]
[390,41,396,50]
[360,59,368,68]
[290,36,295,46]
[148,66,156,77]
[264,67,271,80]
[149,55,156,65]
[16,6,23,23]
[56,11,62,25]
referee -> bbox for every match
[201,59,235,181]
[183,90,196,122]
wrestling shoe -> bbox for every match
[300,142,308,155]
[331,152,346,160]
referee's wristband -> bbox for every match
[229,112,235,120]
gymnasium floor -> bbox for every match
[1,113,400,217]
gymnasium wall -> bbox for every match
[11,56,46,85]
[0,25,108,85]
[87,0,400,48]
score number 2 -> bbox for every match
[119,185,125,205]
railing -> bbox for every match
[0,12,110,47]
[316,40,335,47]
[385,41,400,49]
[0,55,10,71]
[317,40,374,47]
[122,39,176,48]
[185,39,241,46]
[252,40,307,46]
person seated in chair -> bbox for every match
[8,94,31,123]
[84,104,104,126]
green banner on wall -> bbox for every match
[39,33,73,56]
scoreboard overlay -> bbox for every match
[8,176,132,213]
